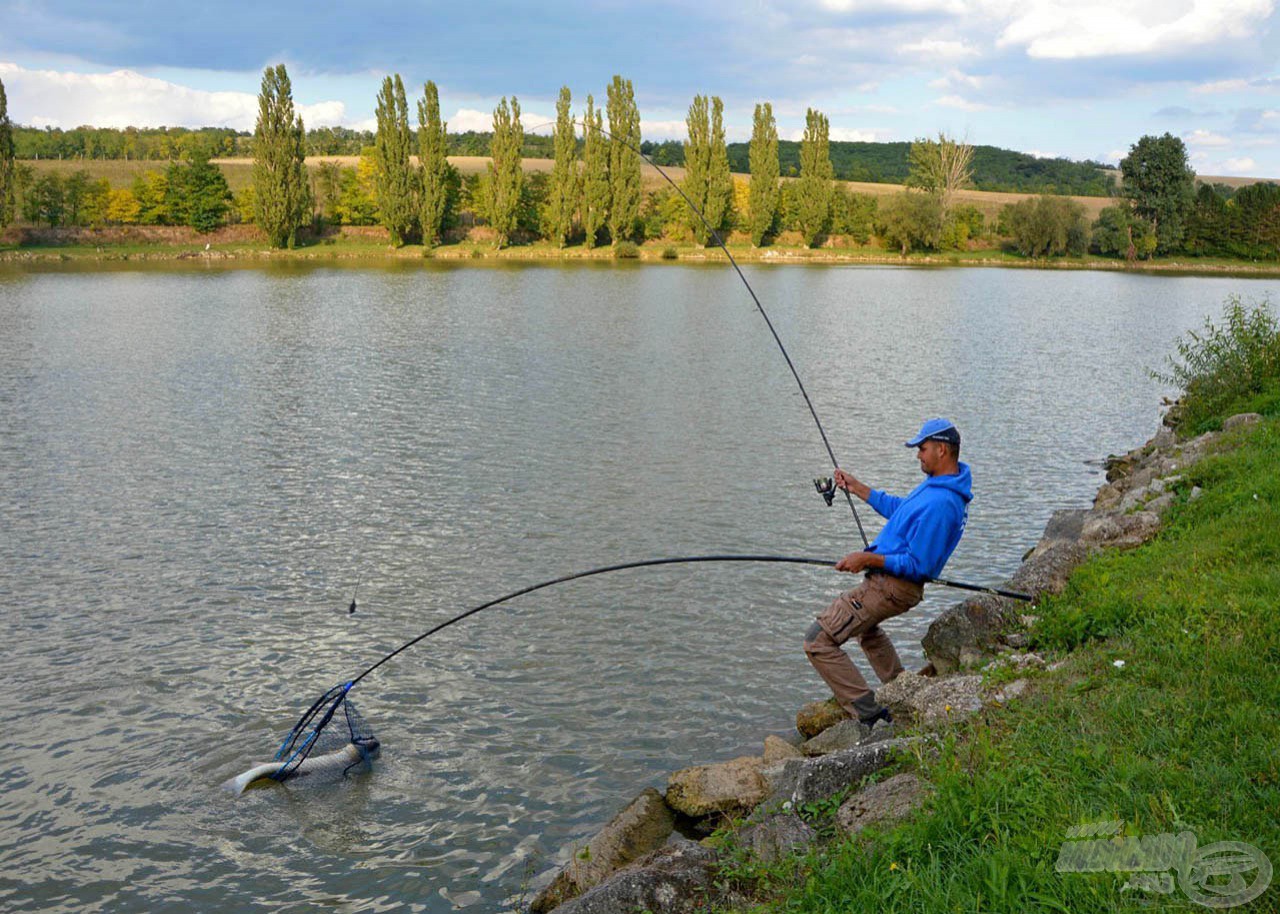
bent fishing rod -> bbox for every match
[529,116,1029,602]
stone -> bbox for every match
[921,594,1015,674]
[1002,632,1029,649]
[551,837,723,914]
[1081,511,1162,549]
[990,678,1031,704]
[530,788,677,913]
[1029,508,1089,555]
[1007,540,1093,598]
[666,757,768,819]
[1145,492,1176,515]
[1094,482,1123,511]
[837,773,931,835]
[737,813,815,864]
[801,719,873,756]
[1223,412,1262,431]
[766,738,918,807]
[1189,486,1203,501]
[795,697,849,739]
[1151,426,1176,451]
[763,735,804,763]
[876,671,985,726]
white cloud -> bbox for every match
[997,0,1274,59]
[1192,78,1251,94]
[930,69,988,91]
[0,61,351,129]
[1185,128,1232,146]
[934,94,991,111]
[1224,156,1258,172]
[782,125,891,142]
[818,0,966,11]
[1024,148,1058,158]
[900,38,980,59]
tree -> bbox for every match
[164,148,231,232]
[682,95,710,242]
[0,77,14,228]
[252,64,311,248]
[1230,182,1280,259]
[1120,133,1195,254]
[876,191,943,254]
[581,94,609,249]
[22,173,65,227]
[373,74,417,246]
[906,132,973,210]
[417,80,450,247]
[747,102,779,246]
[796,108,833,247]
[1091,203,1156,261]
[487,96,522,247]
[1006,195,1088,257]
[704,96,732,242]
[606,75,641,244]
[1184,183,1229,256]
[546,86,577,247]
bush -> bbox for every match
[1006,195,1088,257]
[876,191,943,254]
[1150,295,1280,432]
[613,240,640,259]
[1091,204,1156,260]
[661,245,678,260]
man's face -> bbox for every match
[916,440,949,476]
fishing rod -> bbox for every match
[529,116,1028,600]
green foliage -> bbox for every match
[612,240,639,259]
[22,172,65,226]
[131,171,169,225]
[1149,295,1280,434]
[581,95,609,249]
[1006,194,1088,257]
[0,77,13,228]
[876,191,943,254]
[487,96,523,247]
[252,64,311,248]
[606,75,642,244]
[682,95,711,243]
[747,102,779,247]
[519,171,550,236]
[417,80,451,247]
[545,86,578,248]
[661,245,678,260]
[1226,182,1280,260]
[906,133,973,210]
[165,149,232,232]
[796,108,833,247]
[373,74,417,246]
[704,97,732,243]
[829,186,877,243]
[1091,203,1157,261]
[1121,133,1196,254]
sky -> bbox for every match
[1,0,1279,177]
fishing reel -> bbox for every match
[814,476,837,507]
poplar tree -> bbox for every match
[796,108,833,247]
[417,80,449,247]
[487,96,522,248]
[606,75,641,244]
[747,102,779,246]
[704,96,732,243]
[252,64,311,248]
[581,95,609,249]
[682,95,710,243]
[0,78,14,228]
[546,86,577,247]
[374,74,417,246]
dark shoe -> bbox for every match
[859,706,893,728]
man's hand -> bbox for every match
[835,551,886,574]
[834,468,871,502]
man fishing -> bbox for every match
[804,418,972,726]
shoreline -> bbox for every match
[4,238,1280,278]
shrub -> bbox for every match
[613,240,640,259]
[1006,195,1088,257]
[1150,294,1280,432]
[661,245,678,260]
[876,191,943,254]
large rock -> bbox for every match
[530,788,676,913]
[737,813,816,864]
[1080,511,1161,549]
[1007,540,1092,598]
[921,594,1015,673]
[796,697,849,739]
[837,772,931,835]
[876,671,984,726]
[1027,508,1089,558]
[763,735,804,763]
[666,757,768,819]
[1223,412,1261,431]
[801,718,874,756]
[765,738,917,807]
[551,837,724,914]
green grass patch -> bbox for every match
[727,418,1280,913]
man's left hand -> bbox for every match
[835,551,885,574]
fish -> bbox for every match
[223,737,380,795]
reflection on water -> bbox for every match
[0,261,1271,912]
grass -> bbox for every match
[718,401,1280,912]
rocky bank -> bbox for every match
[522,412,1261,914]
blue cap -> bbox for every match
[905,417,960,448]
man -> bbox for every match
[803,418,972,726]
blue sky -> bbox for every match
[2,0,1279,176]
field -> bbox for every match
[23,157,1109,223]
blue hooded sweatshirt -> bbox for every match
[865,462,972,583]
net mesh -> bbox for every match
[272,682,377,780]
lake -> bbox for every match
[0,261,1273,912]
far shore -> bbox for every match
[3,227,1280,277]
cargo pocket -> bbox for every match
[814,589,870,644]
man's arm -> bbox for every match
[835,468,902,519]
[835,550,886,574]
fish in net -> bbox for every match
[223,682,380,794]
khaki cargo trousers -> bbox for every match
[803,571,924,720]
